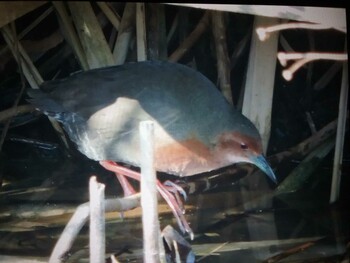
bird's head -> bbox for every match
[214,131,277,184]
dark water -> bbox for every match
[0,139,349,263]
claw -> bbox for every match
[157,183,194,239]
[164,180,187,201]
[100,160,194,239]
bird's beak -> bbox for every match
[251,155,277,184]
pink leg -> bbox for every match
[115,173,137,197]
[99,160,193,237]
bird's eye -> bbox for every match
[240,143,248,150]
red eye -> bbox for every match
[240,143,248,150]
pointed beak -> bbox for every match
[250,155,277,184]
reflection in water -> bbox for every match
[0,148,349,262]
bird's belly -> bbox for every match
[70,123,223,176]
[153,138,223,176]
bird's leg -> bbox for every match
[115,173,137,197]
[99,160,193,238]
[114,173,137,219]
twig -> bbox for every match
[173,241,181,263]
[0,104,35,123]
[277,52,348,81]
[0,24,27,152]
[52,1,89,70]
[330,61,348,203]
[169,11,210,62]
[19,5,55,39]
[314,62,342,90]
[167,12,179,43]
[49,202,90,263]
[89,176,106,263]
[306,31,315,90]
[0,30,64,71]
[2,27,71,150]
[256,22,335,41]
[276,138,335,194]
[68,2,115,68]
[0,5,54,57]
[279,34,294,52]
[110,254,121,263]
[140,121,166,263]
[162,225,194,263]
[282,57,313,81]
[262,241,316,263]
[268,118,339,165]
[258,21,347,81]
[230,28,251,69]
[197,242,228,262]
[49,194,141,263]
[211,11,233,104]
[147,3,167,60]
[278,52,348,66]
[136,3,147,61]
[96,2,121,31]
[305,112,317,134]
[1,26,42,88]
[112,3,136,65]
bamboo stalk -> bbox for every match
[136,3,147,61]
[0,104,35,123]
[305,111,317,134]
[0,24,26,152]
[68,2,115,68]
[115,236,325,261]
[276,138,335,195]
[96,2,121,31]
[278,52,348,64]
[147,3,167,60]
[1,25,71,154]
[166,12,179,43]
[256,22,336,41]
[1,25,43,85]
[1,30,38,89]
[48,194,141,263]
[168,11,210,62]
[168,4,346,33]
[277,52,347,81]
[112,3,136,65]
[139,121,166,263]
[52,1,89,70]
[268,118,339,165]
[330,61,348,203]
[49,202,90,263]
[19,5,54,39]
[0,5,54,56]
[211,11,233,104]
[108,27,118,50]
[262,240,316,263]
[314,62,342,90]
[242,16,279,153]
[230,29,251,70]
[89,176,106,263]
[0,256,47,263]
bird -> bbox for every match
[28,60,277,237]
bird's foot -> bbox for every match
[99,160,194,239]
[155,181,193,239]
[164,180,187,200]
[163,180,187,213]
